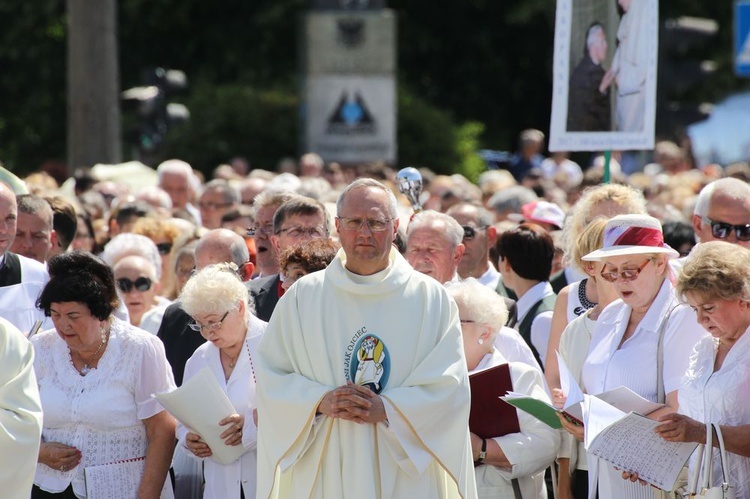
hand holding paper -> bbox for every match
[153,367,247,465]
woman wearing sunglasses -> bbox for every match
[113,255,170,334]
[559,214,705,498]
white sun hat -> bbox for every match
[507,201,566,229]
[582,214,679,261]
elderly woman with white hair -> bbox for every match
[447,278,559,498]
[176,263,266,499]
[101,233,168,327]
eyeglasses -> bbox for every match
[199,201,233,211]
[276,226,327,239]
[599,259,651,283]
[702,217,750,242]
[156,242,173,255]
[462,225,488,241]
[188,311,229,333]
[246,224,274,237]
[116,277,153,293]
[337,217,392,232]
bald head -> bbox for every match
[0,183,17,256]
[195,229,251,275]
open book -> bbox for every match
[501,352,664,430]
[584,397,698,491]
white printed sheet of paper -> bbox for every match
[586,410,698,490]
[153,367,245,465]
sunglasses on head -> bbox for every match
[156,242,173,255]
[117,277,153,293]
[462,225,488,240]
[702,217,750,242]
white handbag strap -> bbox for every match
[688,441,704,494]
[690,422,732,494]
[713,423,731,485]
[702,422,714,489]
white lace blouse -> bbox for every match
[31,317,176,497]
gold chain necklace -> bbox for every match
[74,332,109,376]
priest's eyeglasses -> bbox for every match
[337,217,392,232]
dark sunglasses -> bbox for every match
[156,242,173,255]
[702,217,750,242]
[462,225,488,240]
[117,277,153,293]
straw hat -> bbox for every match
[582,214,678,261]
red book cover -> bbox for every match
[469,363,521,439]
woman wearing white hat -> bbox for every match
[559,214,706,499]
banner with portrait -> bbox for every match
[549,0,658,152]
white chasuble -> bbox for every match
[256,248,477,499]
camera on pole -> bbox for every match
[121,68,190,161]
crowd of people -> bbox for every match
[0,138,750,498]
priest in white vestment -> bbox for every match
[0,317,43,497]
[256,179,477,499]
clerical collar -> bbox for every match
[345,262,392,285]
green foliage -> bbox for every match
[397,88,460,173]
[0,0,66,172]
[159,80,299,175]
[454,121,486,183]
[0,0,745,175]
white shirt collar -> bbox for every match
[476,263,501,289]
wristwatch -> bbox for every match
[477,438,487,464]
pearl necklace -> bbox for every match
[74,331,109,376]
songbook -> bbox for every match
[153,367,246,465]
[584,399,698,491]
[84,456,173,499]
[502,384,664,431]
[469,363,520,438]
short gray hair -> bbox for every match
[336,178,398,219]
[17,194,53,228]
[446,278,508,334]
[179,263,254,317]
[487,186,538,215]
[101,233,162,280]
[694,178,750,217]
[201,179,240,205]
[406,210,464,248]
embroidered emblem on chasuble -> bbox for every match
[345,329,390,394]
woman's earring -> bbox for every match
[477,338,484,345]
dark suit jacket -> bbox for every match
[248,274,281,323]
[549,269,568,294]
[0,252,23,287]
[156,301,206,386]
[567,56,611,132]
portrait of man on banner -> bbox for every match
[549,0,658,153]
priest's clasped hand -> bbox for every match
[317,381,387,424]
